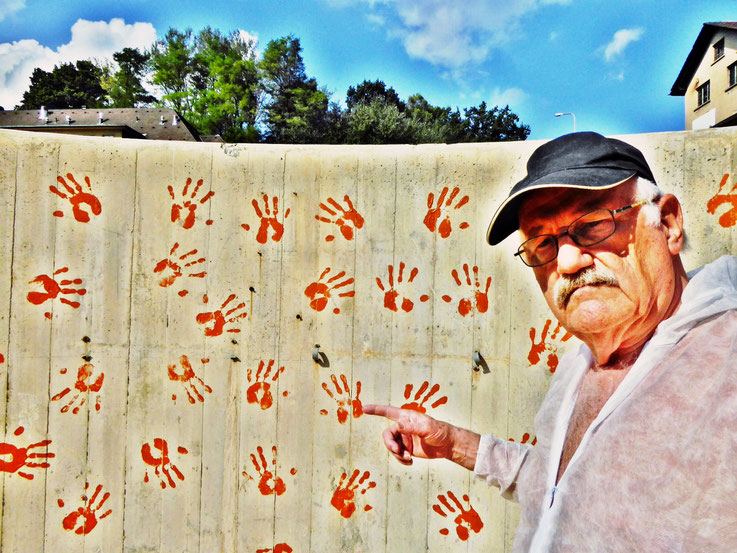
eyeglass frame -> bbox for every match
[514,200,649,267]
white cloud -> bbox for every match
[0,0,25,22]
[0,18,156,109]
[603,27,643,62]
[237,29,260,57]
[327,0,569,72]
[489,86,527,107]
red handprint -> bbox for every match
[141,438,188,489]
[196,294,248,336]
[528,319,573,373]
[706,173,737,228]
[509,433,537,446]
[167,177,214,229]
[49,173,102,223]
[375,262,430,312]
[242,195,290,244]
[256,544,292,553]
[59,483,112,535]
[432,491,484,541]
[27,267,86,319]
[331,469,376,518]
[246,360,287,410]
[400,381,448,413]
[423,186,470,238]
[319,374,363,424]
[0,426,54,480]
[315,195,365,241]
[441,264,492,317]
[51,363,104,414]
[242,445,296,496]
[304,267,355,314]
[154,242,206,296]
[168,355,212,403]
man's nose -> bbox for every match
[555,236,593,275]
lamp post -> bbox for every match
[554,112,576,132]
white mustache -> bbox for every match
[554,266,619,309]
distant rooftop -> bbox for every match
[0,107,203,141]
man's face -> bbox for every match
[517,179,680,345]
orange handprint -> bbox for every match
[331,469,376,518]
[153,242,206,296]
[0,426,54,480]
[246,360,287,410]
[441,264,492,317]
[168,177,214,229]
[51,363,104,414]
[304,267,355,314]
[242,445,296,496]
[432,491,484,540]
[528,319,573,373]
[315,195,365,241]
[59,483,112,535]
[196,294,248,336]
[706,173,737,228]
[400,381,448,413]
[141,438,188,489]
[320,373,363,423]
[27,267,86,319]
[375,262,430,312]
[423,186,470,238]
[168,355,212,403]
[49,173,102,223]
[256,544,293,553]
[243,195,290,244]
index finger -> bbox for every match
[362,404,404,420]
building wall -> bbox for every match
[0,127,735,553]
[686,30,737,130]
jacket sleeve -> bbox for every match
[473,433,531,501]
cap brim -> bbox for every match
[485,170,636,245]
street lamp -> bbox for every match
[554,112,576,132]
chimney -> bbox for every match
[38,106,47,120]
[97,112,103,124]
[160,115,165,125]
[65,115,72,125]
[172,113,179,127]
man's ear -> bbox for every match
[658,194,684,255]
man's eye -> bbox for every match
[537,236,556,249]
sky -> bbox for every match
[0,0,735,139]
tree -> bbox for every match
[149,28,195,114]
[461,102,531,142]
[346,80,404,111]
[259,36,331,143]
[345,98,412,144]
[106,48,155,107]
[18,60,106,109]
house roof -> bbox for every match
[0,107,202,141]
[671,22,737,96]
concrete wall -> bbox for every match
[0,127,735,553]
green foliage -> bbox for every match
[18,60,106,109]
[259,36,331,143]
[16,26,531,144]
[107,48,155,107]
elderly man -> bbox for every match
[364,132,737,552]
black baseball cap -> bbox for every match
[486,131,656,245]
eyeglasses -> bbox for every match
[515,200,648,267]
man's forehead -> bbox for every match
[518,183,630,233]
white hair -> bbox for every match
[633,177,663,226]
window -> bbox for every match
[697,81,710,107]
[730,62,737,88]
[714,38,725,62]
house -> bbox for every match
[671,22,737,130]
[0,107,219,142]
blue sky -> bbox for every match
[0,0,735,139]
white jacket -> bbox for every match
[475,255,737,552]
